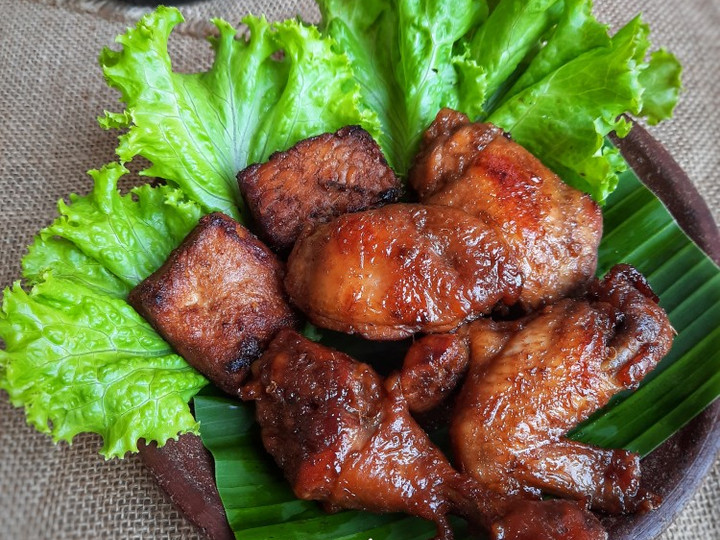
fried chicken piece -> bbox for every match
[399,321,525,424]
[241,329,606,540]
[451,265,673,514]
[491,499,608,540]
[128,212,297,396]
[284,203,522,340]
[400,332,470,414]
[410,109,503,200]
[409,108,603,310]
[238,126,401,252]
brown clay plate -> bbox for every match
[138,122,720,540]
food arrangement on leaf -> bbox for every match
[2,1,719,539]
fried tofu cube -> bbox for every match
[128,212,297,395]
[237,125,401,252]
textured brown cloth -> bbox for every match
[0,0,718,539]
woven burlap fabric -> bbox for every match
[0,0,717,538]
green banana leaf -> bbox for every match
[194,156,720,538]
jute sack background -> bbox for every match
[0,0,717,538]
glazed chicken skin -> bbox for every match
[238,125,401,252]
[128,212,297,395]
[400,332,470,415]
[241,329,607,540]
[409,108,603,310]
[451,264,673,514]
[285,203,522,340]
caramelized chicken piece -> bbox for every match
[409,108,603,310]
[451,265,673,514]
[491,499,608,540]
[285,203,522,340]
[241,329,606,540]
[410,109,503,200]
[238,126,401,252]
[400,332,470,414]
[129,212,297,395]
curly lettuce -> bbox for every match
[0,164,206,458]
[99,6,379,219]
[0,277,205,458]
[319,0,682,201]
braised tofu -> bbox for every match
[237,126,401,252]
[128,212,297,395]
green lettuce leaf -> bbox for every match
[0,275,206,458]
[99,6,378,219]
[318,0,488,172]
[638,49,683,125]
[319,0,681,202]
[487,17,649,201]
[43,163,202,287]
[479,7,681,201]
[467,0,562,100]
[22,236,130,298]
[0,163,208,458]
[505,0,610,98]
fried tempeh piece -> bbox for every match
[238,126,401,252]
[241,329,607,540]
[285,203,522,340]
[128,212,298,396]
[451,264,673,514]
[409,108,603,310]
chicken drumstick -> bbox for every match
[241,329,607,540]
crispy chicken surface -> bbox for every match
[451,265,673,513]
[128,212,297,395]
[409,108,603,310]
[241,329,606,540]
[238,125,401,252]
[284,203,522,340]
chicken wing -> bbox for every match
[241,329,607,540]
[451,265,673,513]
[409,108,603,310]
[400,332,470,415]
[284,203,522,340]
[128,212,297,395]
[238,125,401,252]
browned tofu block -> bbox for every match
[237,125,401,252]
[128,212,298,396]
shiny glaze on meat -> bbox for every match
[400,333,470,414]
[410,109,503,200]
[241,329,607,540]
[284,203,522,340]
[451,265,673,513]
[410,108,603,310]
[241,328,484,538]
[491,499,608,540]
[238,125,401,252]
[128,212,297,395]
